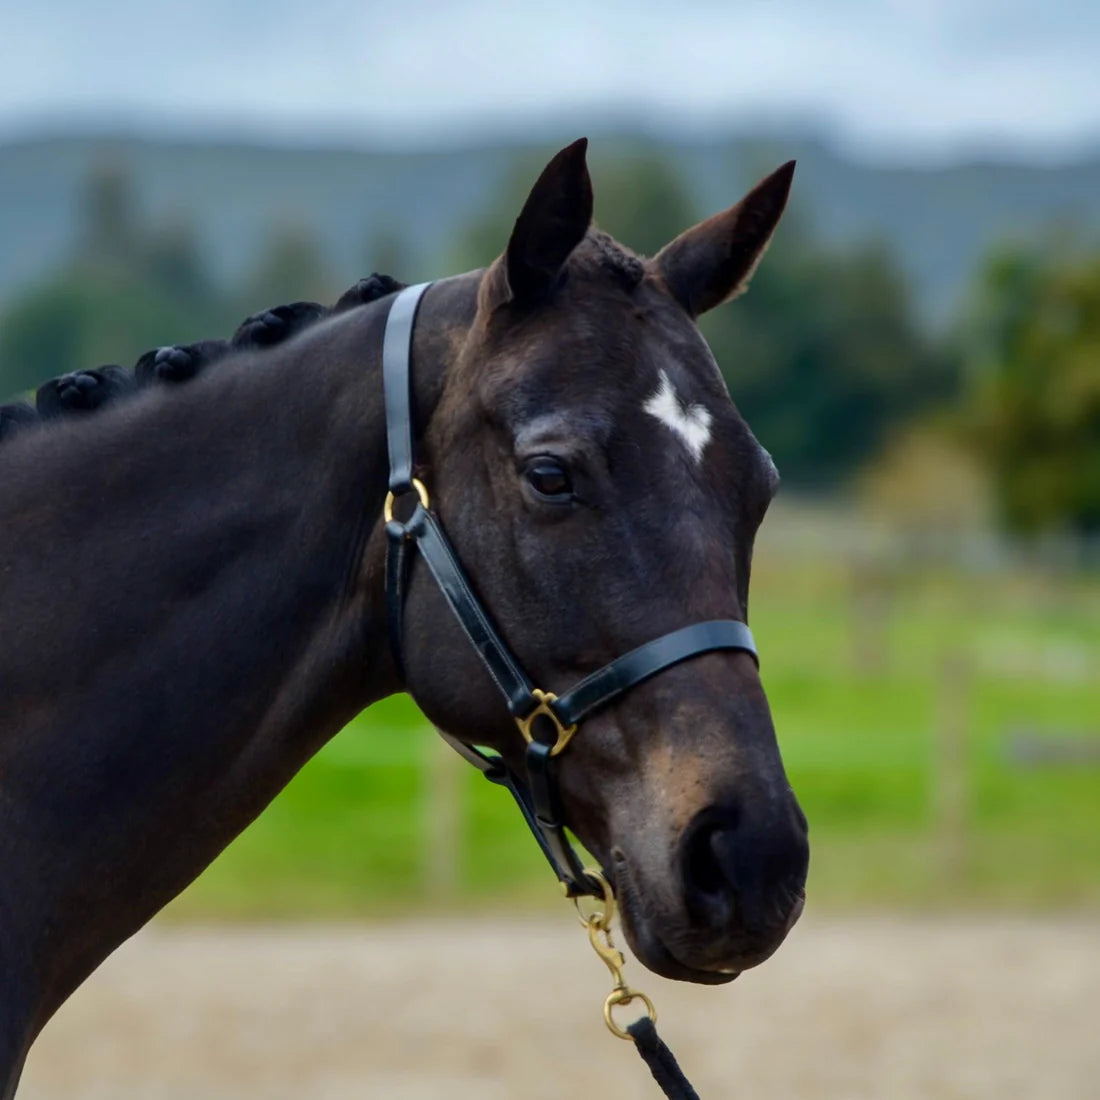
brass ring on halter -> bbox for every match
[515,688,578,757]
[604,987,658,1040]
[383,478,430,524]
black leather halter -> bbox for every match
[382,282,759,899]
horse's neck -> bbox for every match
[0,277,474,1045]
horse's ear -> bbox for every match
[496,137,593,306]
[655,160,795,317]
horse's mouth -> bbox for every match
[611,852,741,986]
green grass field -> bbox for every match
[169,547,1100,919]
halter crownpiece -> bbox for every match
[381,281,760,900]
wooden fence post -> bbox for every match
[850,555,894,677]
[934,653,972,887]
[423,727,461,900]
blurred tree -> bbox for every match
[859,420,991,537]
[0,160,232,398]
[363,226,412,284]
[0,275,229,396]
[242,222,335,308]
[966,247,1100,535]
[451,158,531,271]
[76,158,140,271]
[145,220,211,306]
[590,151,697,256]
[702,230,958,489]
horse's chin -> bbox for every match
[611,857,741,986]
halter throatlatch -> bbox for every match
[381,283,755,1089]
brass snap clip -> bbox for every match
[515,689,577,757]
[574,868,658,1041]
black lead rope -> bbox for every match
[381,282,758,1098]
[628,1018,702,1100]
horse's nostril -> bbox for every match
[682,808,741,907]
[681,801,809,937]
[685,825,726,899]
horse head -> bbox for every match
[399,140,808,984]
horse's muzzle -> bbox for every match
[612,790,809,983]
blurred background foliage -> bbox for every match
[966,247,1100,535]
[1,132,1096,916]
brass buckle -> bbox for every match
[515,689,577,757]
[383,477,430,524]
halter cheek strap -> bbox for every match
[382,283,759,899]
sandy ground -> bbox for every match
[17,913,1099,1099]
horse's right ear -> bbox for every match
[655,161,795,317]
[487,138,593,308]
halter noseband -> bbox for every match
[382,282,759,899]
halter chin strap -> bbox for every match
[382,283,759,898]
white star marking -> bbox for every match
[643,369,713,464]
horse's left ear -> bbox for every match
[488,138,593,308]
[655,160,795,317]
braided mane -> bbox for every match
[0,273,406,447]
[576,229,645,290]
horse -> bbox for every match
[0,138,808,1097]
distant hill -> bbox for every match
[1,129,1098,324]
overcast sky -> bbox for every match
[1,0,1097,160]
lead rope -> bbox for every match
[575,871,701,1100]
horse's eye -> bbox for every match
[525,458,573,500]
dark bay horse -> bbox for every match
[0,139,807,1096]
